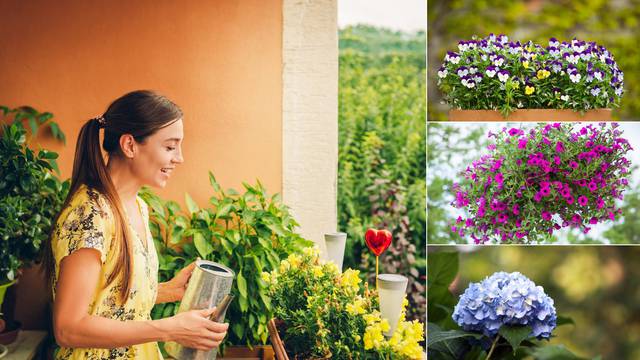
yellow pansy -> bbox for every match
[537,69,551,79]
[522,60,529,69]
[525,85,535,95]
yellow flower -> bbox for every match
[287,253,301,268]
[303,246,319,258]
[363,321,387,350]
[261,271,270,283]
[324,261,340,275]
[312,265,323,277]
[525,85,535,95]
[346,297,366,315]
[279,259,290,272]
[340,269,361,291]
[531,53,537,60]
[522,60,529,69]
[537,69,550,79]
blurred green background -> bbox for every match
[338,25,426,321]
[427,0,640,120]
[430,246,640,359]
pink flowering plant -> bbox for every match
[451,122,633,244]
[437,34,624,115]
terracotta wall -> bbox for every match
[0,0,282,330]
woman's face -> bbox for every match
[131,119,184,188]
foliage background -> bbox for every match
[338,25,426,321]
[427,122,640,244]
[427,0,640,120]
[429,246,640,359]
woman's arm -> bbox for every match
[53,249,227,350]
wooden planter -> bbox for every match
[449,109,612,121]
[218,345,275,360]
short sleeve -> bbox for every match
[54,189,114,265]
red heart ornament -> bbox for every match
[365,228,392,256]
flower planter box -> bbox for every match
[449,109,612,121]
[218,345,275,360]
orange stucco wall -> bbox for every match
[0,0,282,330]
[0,0,283,204]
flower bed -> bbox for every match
[451,122,632,244]
[262,248,424,359]
[437,34,623,116]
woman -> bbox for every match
[42,90,227,359]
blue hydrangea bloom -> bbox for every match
[452,272,557,338]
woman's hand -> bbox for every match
[167,307,228,351]
[157,260,197,303]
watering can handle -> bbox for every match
[208,294,234,322]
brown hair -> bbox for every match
[43,90,182,303]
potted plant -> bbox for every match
[436,34,623,120]
[450,122,632,244]
[263,247,425,359]
[0,106,68,342]
[141,172,311,357]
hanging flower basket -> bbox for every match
[449,109,612,121]
[450,122,633,244]
[437,34,623,119]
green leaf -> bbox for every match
[185,193,199,215]
[527,345,586,360]
[193,232,213,258]
[208,171,221,192]
[556,315,576,327]
[499,325,532,354]
[237,271,248,298]
[427,322,483,347]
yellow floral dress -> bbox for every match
[51,184,162,359]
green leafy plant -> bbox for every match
[427,251,599,360]
[1,105,66,146]
[141,172,312,348]
[264,247,424,359]
[0,107,69,283]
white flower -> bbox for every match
[486,69,497,78]
[494,57,505,66]
[450,56,460,65]
[561,95,569,101]
[498,72,509,83]
[469,66,478,74]
[569,73,582,83]
[594,71,603,81]
[438,69,448,78]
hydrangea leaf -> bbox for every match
[499,324,533,354]
[427,322,482,347]
[427,252,458,322]
[556,315,576,327]
[527,344,587,360]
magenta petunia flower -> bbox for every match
[578,195,589,206]
[566,196,575,205]
[569,161,579,169]
[509,128,522,136]
[541,211,552,221]
[512,204,520,215]
[588,182,598,192]
[556,141,565,153]
[518,138,528,149]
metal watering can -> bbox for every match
[165,260,235,360]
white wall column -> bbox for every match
[282,0,338,252]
